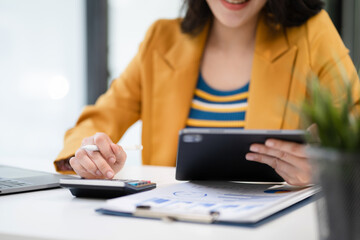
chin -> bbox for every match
[214,11,256,29]
[207,0,267,28]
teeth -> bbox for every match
[225,0,248,4]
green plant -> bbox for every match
[301,73,360,152]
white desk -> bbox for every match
[0,163,320,240]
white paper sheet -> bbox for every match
[102,181,319,223]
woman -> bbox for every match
[54,0,359,186]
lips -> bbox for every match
[224,0,249,4]
[220,0,250,10]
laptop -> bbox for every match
[0,164,73,195]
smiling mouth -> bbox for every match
[224,0,250,4]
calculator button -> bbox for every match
[128,182,138,186]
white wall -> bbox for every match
[108,0,183,165]
[0,0,85,171]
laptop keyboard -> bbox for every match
[0,178,33,189]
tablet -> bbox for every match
[175,129,306,182]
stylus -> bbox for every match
[81,144,143,152]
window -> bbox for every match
[0,0,85,171]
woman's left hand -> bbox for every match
[245,139,312,186]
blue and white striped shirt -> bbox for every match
[187,73,249,128]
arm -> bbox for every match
[54,53,141,175]
[54,21,160,175]
[245,11,360,186]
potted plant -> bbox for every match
[301,73,360,240]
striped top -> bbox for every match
[186,74,249,128]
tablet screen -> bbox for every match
[175,129,305,182]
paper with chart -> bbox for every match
[102,181,319,223]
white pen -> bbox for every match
[81,144,143,152]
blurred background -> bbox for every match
[0,0,358,172]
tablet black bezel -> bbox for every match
[175,129,305,182]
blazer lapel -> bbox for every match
[149,25,209,165]
[245,17,298,129]
[151,24,209,148]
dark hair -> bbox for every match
[181,0,325,35]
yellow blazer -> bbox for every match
[54,10,359,174]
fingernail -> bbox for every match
[250,146,258,152]
[109,157,116,164]
[266,140,274,147]
[106,171,114,179]
[96,170,102,176]
[246,154,254,160]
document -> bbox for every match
[97,181,319,224]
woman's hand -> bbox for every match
[69,133,127,179]
[245,139,311,186]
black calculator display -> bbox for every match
[60,178,156,199]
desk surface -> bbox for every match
[0,163,320,240]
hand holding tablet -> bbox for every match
[176,129,306,183]
[246,138,311,186]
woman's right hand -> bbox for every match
[69,133,127,179]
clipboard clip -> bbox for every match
[134,205,220,223]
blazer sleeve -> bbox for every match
[54,21,159,174]
[306,10,360,105]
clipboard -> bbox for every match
[96,181,319,225]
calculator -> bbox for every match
[59,178,156,199]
